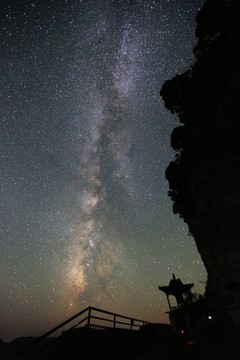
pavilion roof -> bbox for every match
[159,276,194,297]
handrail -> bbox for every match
[6,305,151,360]
[89,305,149,324]
[37,305,150,338]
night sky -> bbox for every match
[1,0,207,342]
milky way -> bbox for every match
[1,0,206,341]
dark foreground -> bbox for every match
[1,326,240,360]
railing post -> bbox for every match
[88,307,91,327]
[130,319,134,330]
[113,314,116,328]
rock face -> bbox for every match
[160,0,240,310]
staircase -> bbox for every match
[7,306,152,360]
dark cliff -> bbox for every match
[160,0,240,316]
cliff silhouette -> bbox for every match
[161,0,240,326]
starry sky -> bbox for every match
[0,0,207,342]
